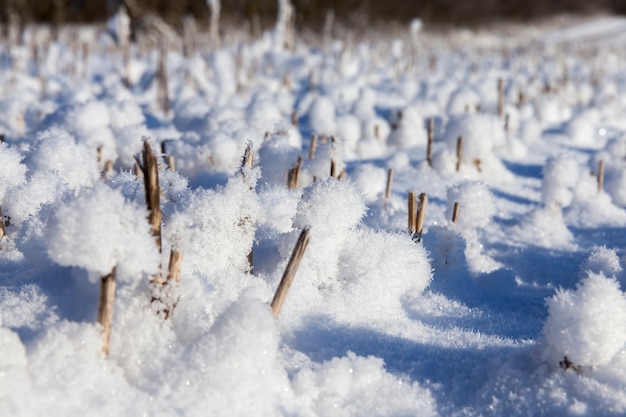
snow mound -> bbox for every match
[542,272,626,368]
[41,100,117,163]
[309,95,337,135]
[434,113,512,180]
[168,172,260,276]
[580,246,623,280]
[387,106,427,148]
[294,179,366,234]
[29,128,100,191]
[45,183,160,280]
[510,206,574,249]
[445,181,495,230]
[541,154,581,208]
[292,352,438,417]
[446,87,481,115]
[564,111,598,146]
[351,163,387,202]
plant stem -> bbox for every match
[291,110,298,127]
[309,134,317,159]
[598,160,605,193]
[408,191,417,235]
[142,141,162,284]
[452,201,460,224]
[287,156,302,189]
[157,36,169,116]
[166,249,183,283]
[456,136,463,172]
[497,78,504,119]
[97,267,116,356]
[416,192,428,239]
[427,118,434,167]
[385,168,393,201]
[0,206,5,238]
[271,228,310,318]
[142,141,162,251]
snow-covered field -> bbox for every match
[2,13,626,416]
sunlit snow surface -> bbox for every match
[2,14,626,417]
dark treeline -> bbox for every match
[2,0,626,29]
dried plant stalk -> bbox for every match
[323,9,334,48]
[240,143,254,172]
[142,141,162,284]
[598,160,605,193]
[104,160,113,174]
[287,169,297,189]
[291,110,298,127]
[183,16,197,58]
[330,159,336,178]
[40,75,47,99]
[97,267,117,356]
[452,201,460,224]
[427,119,434,166]
[81,42,89,80]
[0,206,5,238]
[374,125,380,140]
[157,37,170,116]
[295,156,302,184]
[237,144,256,190]
[271,227,311,318]
[456,136,463,172]
[166,249,183,283]
[416,193,428,237]
[408,191,417,234]
[142,141,162,249]
[122,42,131,88]
[237,144,255,271]
[208,0,220,47]
[337,168,346,180]
[309,134,317,159]
[134,163,143,178]
[385,168,393,201]
[287,156,302,189]
[152,247,184,319]
[15,110,27,136]
[167,155,176,171]
[282,74,291,90]
[497,78,504,119]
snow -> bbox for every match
[542,272,626,368]
[45,183,160,280]
[541,154,581,208]
[3,14,626,417]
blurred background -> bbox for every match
[1,0,626,29]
